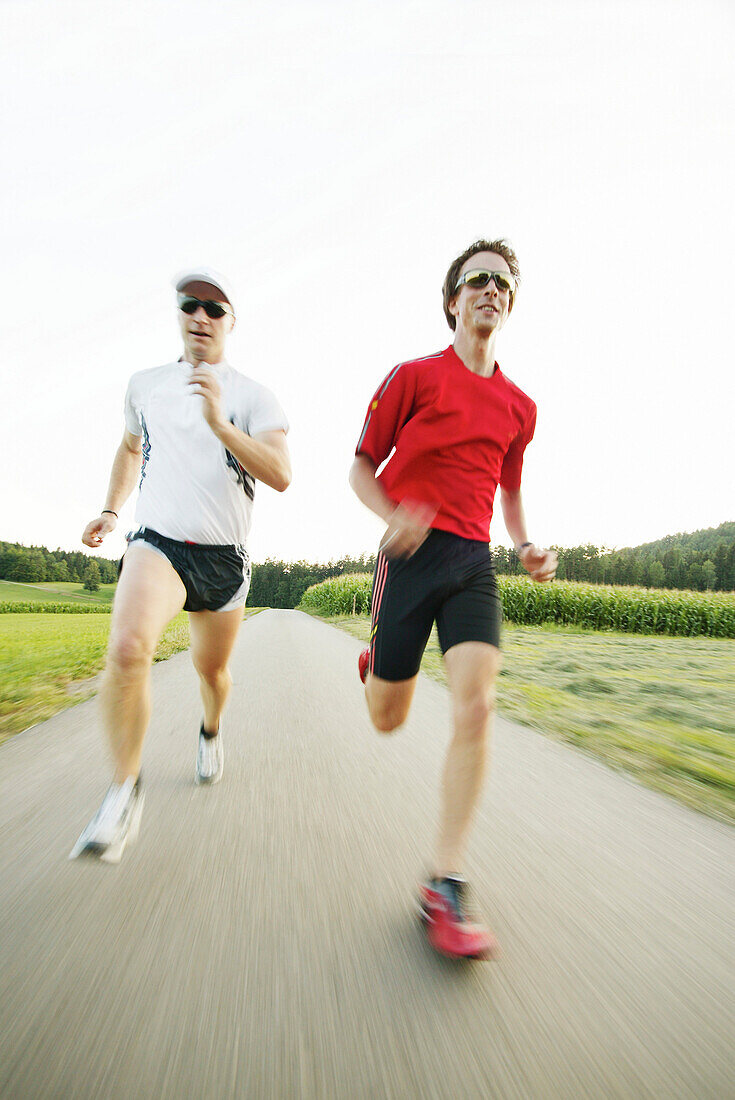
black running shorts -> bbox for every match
[368,529,502,682]
[123,528,251,613]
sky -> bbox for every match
[2,0,733,564]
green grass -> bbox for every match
[310,613,735,825]
[0,580,116,605]
[0,608,264,742]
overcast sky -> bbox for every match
[2,0,733,564]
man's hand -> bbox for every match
[518,544,558,583]
[189,366,226,432]
[380,501,436,559]
[82,513,117,549]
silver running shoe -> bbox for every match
[69,775,145,864]
[196,724,223,785]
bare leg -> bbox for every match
[188,605,246,733]
[365,672,419,733]
[101,545,186,782]
[434,641,501,877]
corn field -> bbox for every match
[298,573,735,638]
[298,574,373,618]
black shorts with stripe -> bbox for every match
[367,529,502,682]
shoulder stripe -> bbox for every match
[376,363,403,398]
[356,350,443,452]
[407,351,445,365]
[357,364,403,451]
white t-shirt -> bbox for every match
[124,359,288,545]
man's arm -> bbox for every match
[189,367,291,492]
[349,454,434,558]
[214,425,291,492]
[82,430,143,548]
[500,486,557,582]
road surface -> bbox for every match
[1,610,733,1098]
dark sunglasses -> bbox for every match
[177,294,234,319]
[454,269,517,295]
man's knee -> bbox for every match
[194,660,232,691]
[107,631,156,676]
[366,693,410,734]
[365,674,416,734]
[370,711,402,734]
[369,708,405,734]
[454,689,496,739]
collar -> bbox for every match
[447,344,500,379]
[178,357,228,373]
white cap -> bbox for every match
[173,266,236,315]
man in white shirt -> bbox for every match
[70,267,291,863]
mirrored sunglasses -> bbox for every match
[455,269,517,295]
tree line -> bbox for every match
[0,542,118,585]
[0,541,376,604]
[2,521,733,607]
[248,556,376,608]
[494,538,735,592]
[251,540,734,608]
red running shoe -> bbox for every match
[358,646,370,684]
[418,876,499,960]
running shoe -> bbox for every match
[196,723,223,785]
[358,646,370,684]
[68,775,144,864]
[418,876,499,960]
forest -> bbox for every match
[1,522,732,608]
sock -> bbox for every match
[431,873,466,886]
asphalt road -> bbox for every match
[1,609,734,1099]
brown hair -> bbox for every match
[442,239,520,330]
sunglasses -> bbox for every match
[454,269,517,295]
[177,294,233,319]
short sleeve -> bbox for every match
[247,385,289,437]
[499,402,537,491]
[123,376,142,436]
[355,364,415,466]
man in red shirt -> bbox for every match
[350,239,557,959]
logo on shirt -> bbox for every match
[139,415,151,488]
[225,417,255,501]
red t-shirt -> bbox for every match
[355,345,537,542]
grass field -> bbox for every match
[0,608,262,742]
[0,580,116,605]
[311,613,735,825]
